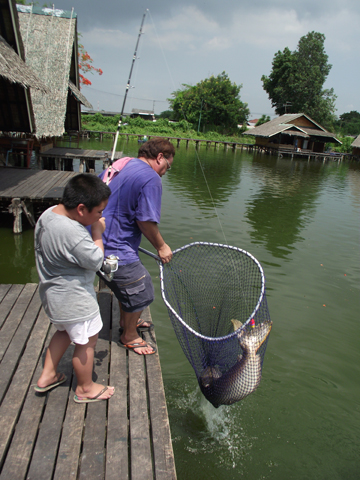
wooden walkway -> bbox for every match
[38,148,122,172]
[0,284,176,480]
[0,167,79,232]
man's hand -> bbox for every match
[157,243,173,264]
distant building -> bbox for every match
[130,109,155,121]
[244,113,341,153]
[247,119,259,129]
[351,135,360,158]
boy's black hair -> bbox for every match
[61,174,111,211]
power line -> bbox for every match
[82,85,168,104]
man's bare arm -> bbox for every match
[137,220,172,263]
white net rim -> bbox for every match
[158,241,266,343]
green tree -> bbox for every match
[335,111,360,135]
[168,72,249,134]
[255,115,271,126]
[261,32,337,128]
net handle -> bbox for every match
[138,246,161,261]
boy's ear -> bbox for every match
[77,204,87,217]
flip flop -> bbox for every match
[34,373,67,393]
[73,386,115,404]
[118,338,156,355]
[119,318,154,335]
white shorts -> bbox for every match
[55,312,103,345]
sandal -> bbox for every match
[74,386,115,404]
[118,338,156,355]
[34,373,67,393]
[119,318,154,335]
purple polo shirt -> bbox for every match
[99,158,162,265]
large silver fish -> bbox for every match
[199,319,272,408]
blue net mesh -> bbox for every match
[159,242,272,408]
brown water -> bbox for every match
[1,137,359,479]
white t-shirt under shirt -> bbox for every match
[34,206,104,324]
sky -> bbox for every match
[55,0,359,119]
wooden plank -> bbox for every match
[0,285,11,303]
[0,284,24,329]
[0,332,51,480]
[0,326,71,480]
[0,307,50,467]
[26,346,74,480]
[52,374,86,480]
[129,349,153,480]
[78,290,112,480]
[144,329,177,480]
[0,170,47,198]
[0,283,37,362]
[106,293,129,480]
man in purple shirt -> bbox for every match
[100,138,174,355]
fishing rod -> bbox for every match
[106,9,148,184]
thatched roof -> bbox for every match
[244,113,341,144]
[69,81,93,109]
[351,135,360,148]
[0,0,38,133]
[17,5,91,138]
[0,35,48,91]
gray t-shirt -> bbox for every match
[34,206,104,324]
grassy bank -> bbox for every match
[81,113,254,145]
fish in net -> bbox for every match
[140,241,272,408]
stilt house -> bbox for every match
[244,113,341,153]
[351,135,360,158]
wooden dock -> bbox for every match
[0,283,176,480]
[0,167,80,232]
[38,147,122,172]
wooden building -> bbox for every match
[0,0,48,135]
[244,113,341,154]
[16,4,92,139]
[351,135,360,158]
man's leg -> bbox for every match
[119,306,155,355]
[119,303,152,330]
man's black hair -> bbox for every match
[61,174,111,211]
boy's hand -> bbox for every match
[91,217,106,236]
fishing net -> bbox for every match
[158,242,272,408]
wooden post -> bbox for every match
[9,198,22,234]
[79,159,85,173]
[21,200,35,227]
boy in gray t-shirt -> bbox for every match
[34,174,115,403]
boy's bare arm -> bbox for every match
[91,217,106,253]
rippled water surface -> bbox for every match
[1,138,359,479]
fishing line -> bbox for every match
[147,9,228,246]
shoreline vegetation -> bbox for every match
[81,113,354,153]
[81,113,254,146]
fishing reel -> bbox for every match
[100,254,119,282]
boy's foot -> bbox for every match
[34,373,67,393]
[119,338,156,355]
[74,384,115,403]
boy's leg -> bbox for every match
[37,330,71,389]
[73,334,114,400]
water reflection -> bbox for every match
[166,147,244,210]
[245,155,326,259]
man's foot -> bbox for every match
[74,383,115,403]
[119,337,156,355]
[34,373,67,393]
[119,318,154,334]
